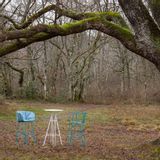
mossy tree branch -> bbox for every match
[6,3,126,30]
[1,13,159,68]
[0,16,135,57]
[117,0,160,70]
[1,1,160,71]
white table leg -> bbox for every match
[50,115,54,145]
[43,114,63,146]
[43,115,52,146]
[55,115,63,145]
[54,115,57,145]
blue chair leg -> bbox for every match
[16,123,20,144]
[67,130,72,145]
[31,122,36,144]
[16,122,36,145]
[67,123,72,145]
[22,123,28,144]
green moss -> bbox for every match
[150,33,160,49]
[83,11,128,29]
[0,43,18,55]
[151,0,160,5]
[33,32,48,38]
[59,17,99,31]
[61,22,81,30]
[0,10,131,57]
[102,19,133,41]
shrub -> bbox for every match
[0,94,5,105]
[25,81,38,99]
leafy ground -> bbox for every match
[0,100,160,160]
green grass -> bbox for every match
[0,101,160,160]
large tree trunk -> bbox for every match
[43,41,48,100]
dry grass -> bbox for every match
[0,100,160,160]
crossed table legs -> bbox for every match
[43,114,62,146]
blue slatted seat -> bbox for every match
[16,111,36,144]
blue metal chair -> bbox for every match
[16,111,36,144]
[67,112,87,146]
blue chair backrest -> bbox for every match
[69,112,87,124]
[16,111,35,122]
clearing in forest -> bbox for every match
[0,101,160,160]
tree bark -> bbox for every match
[0,1,160,73]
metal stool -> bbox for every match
[16,111,36,144]
[67,112,87,146]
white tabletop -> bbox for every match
[44,109,63,112]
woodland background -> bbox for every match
[0,0,160,104]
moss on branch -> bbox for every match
[0,14,134,57]
[17,2,127,30]
[102,20,133,41]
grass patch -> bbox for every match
[0,101,159,160]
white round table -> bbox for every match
[42,109,63,146]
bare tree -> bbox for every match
[0,0,160,74]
